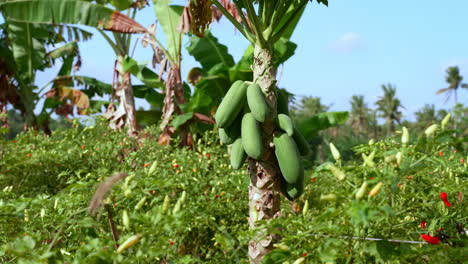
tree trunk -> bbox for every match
[386,117,393,136]
[117,62,138,137]
[248,45,281,263]
[158,66,192,147]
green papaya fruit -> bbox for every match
[215,80,248,128]
[241,113,263,159]
[280,173,304,201]
[230,138,246,170]
[273,132,303,184]
[277,114,293,136]
[292,127,311,156]
[218,113,242,144]
[247,83,269,122]
[277,89,289,115]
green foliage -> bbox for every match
[1,0,145,33]
[153,0,184,62]
[0,118,466,263]
[186,32,235,69]
[297,111,349,139]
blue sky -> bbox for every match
[35,0,468,121]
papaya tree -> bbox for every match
[189,0,330,262]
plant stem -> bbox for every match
[269,0,294,32]
[233,1,253,34]
[212,0,255,43]
[105,204,120,249]
[97,29,120,56]
[242,0,266,47]
[271,0,308,44]
[146,34,175,65]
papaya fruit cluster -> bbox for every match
[215,80,311,201]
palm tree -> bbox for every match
[376,84,403,136]
[414,104,437,130]
[437,66,468,103]
[291,96,329,122]
[349,95,369,135]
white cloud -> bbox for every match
[329,32,365,53]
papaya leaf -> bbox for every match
[273,38,297,67]
[275,1,307,40]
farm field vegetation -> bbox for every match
[0,116,466,263]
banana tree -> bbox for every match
[1,0,153,136]
[0,14,93,133]
[191,0,328,261]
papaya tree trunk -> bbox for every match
[248,45,281,263]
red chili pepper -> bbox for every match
[421,234,440,245]
[144,163,150,168]
[440,192,448,199]
[172,164,179,168]
[369,177,374,180]
[461,158,465,165]
[440,192,452,207]
[26,154,32,158]
[302,253,307,257]
[438,151,443,157]
[398,183,402,187]
[310,177,317,182]
[205,153,211,159]
[421,221,426,230]
[169,241,174,245]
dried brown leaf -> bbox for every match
[187,67,202,85]
[103,11,148,33]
